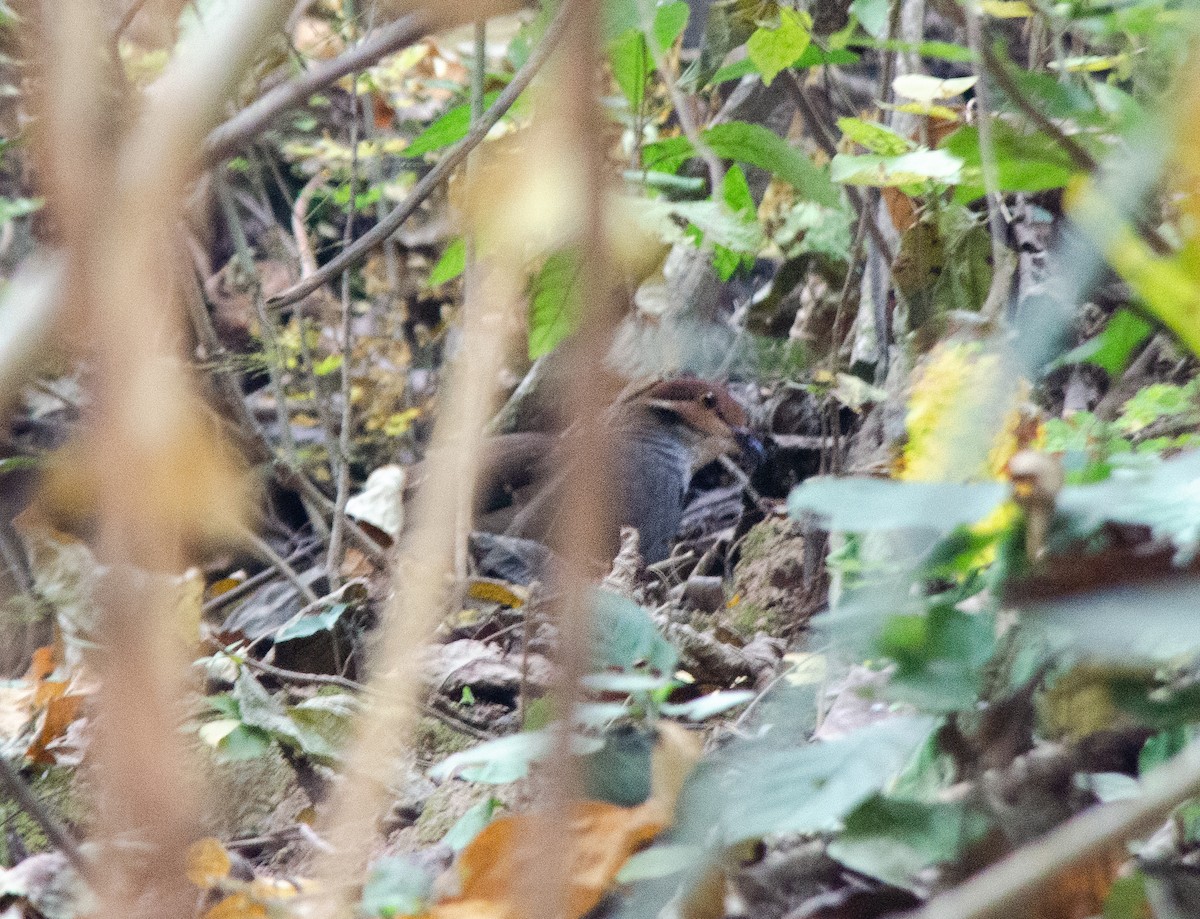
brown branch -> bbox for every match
[905,737,1200,919]
[201,12,431,168]
[0,755,95,886]
[266,0,574,310]
[228,651,494,741]
[979,42,1096,173]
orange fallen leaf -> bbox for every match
[25,692,83,764]
[187,838,233,888]
[437,801,665,919]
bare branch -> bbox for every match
[267,0,575,310]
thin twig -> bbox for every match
[964,5,1018,326]
[202,538,321,616]
[202,12,431,167]
[634,0,724,191]
[327,56,362,588]
[905,737,1200,919]
[113,0,152,42]
[221,647,495,741]
[241,526,321,604]
[0,755,95,885]
[783,71,894,265]
[267,0,574,310]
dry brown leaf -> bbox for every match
[438,801,665,919]
[1032,846,1123,919]
[651,721,702,819]
[25,691,83,764]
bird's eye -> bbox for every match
[701,391,717,409]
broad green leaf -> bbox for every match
[711,45,858,84]
[837,117,914,156]
[616,843,702,883]
[704,121,841,207]
[214,724,273,761]
[527,249,582,359]
[405,91,502,157]
[442,797,501,852]
[652,1,690,52]
[830,149,963,186]
[1023,577,1200,659]
[1056,451,1200,563]
[1053,309,1152,377]
[850,0,890,38]
[585,726,654,805]
[603,0,641,41]
[789,477,1007,532]
[1116,382,1198,434]
[287,693,357,760]
[943,122,1078,202]
[880,606,996,713]
[360,857,433,918]
[592,589,679,674]
[747,7,811,86]
[610,27,650,108]
[274,603,348,642]
[721,716,938,842]
[829,796,992,889]
[642,135,695,174]
[429,237,466,286]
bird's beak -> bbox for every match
[733,426,765,467]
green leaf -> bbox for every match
[592,589,679,674]
[880,606,996,712]
[528,249,583,359]
[214,724,273,761]
[942,121,1078,203]
[652,1,690,52]
[837,117,914,156]
[722,163,754,216]
[1056,451,1200,563]
[1115,382,1197,434]
[711,45,857,84]
[360,856,433,918]
[850,0,890,38]
[609,27,650,108]
[1053,309,1152,377]
[0,197,41,223]
[704,121,841,207]
[747,7,811,86]
[429,237,466,286]
[721,716,938,842]
[830,148,963,186]
[585,726,654,805]
[429,729,604,784]
[643,135,699,174]
[788,477,1007,533]
[616,844,702,883]
[829,796,992,889]
[275,603,348,642]
[406,91,501,157]
[311,354,343,377]
[442,797,501,852]
[659,689,755,720]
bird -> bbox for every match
[470,377,758,576]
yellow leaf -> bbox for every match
[981,0,1032,16]
[187,838,232,888]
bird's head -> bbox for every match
[632,378,761,468]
